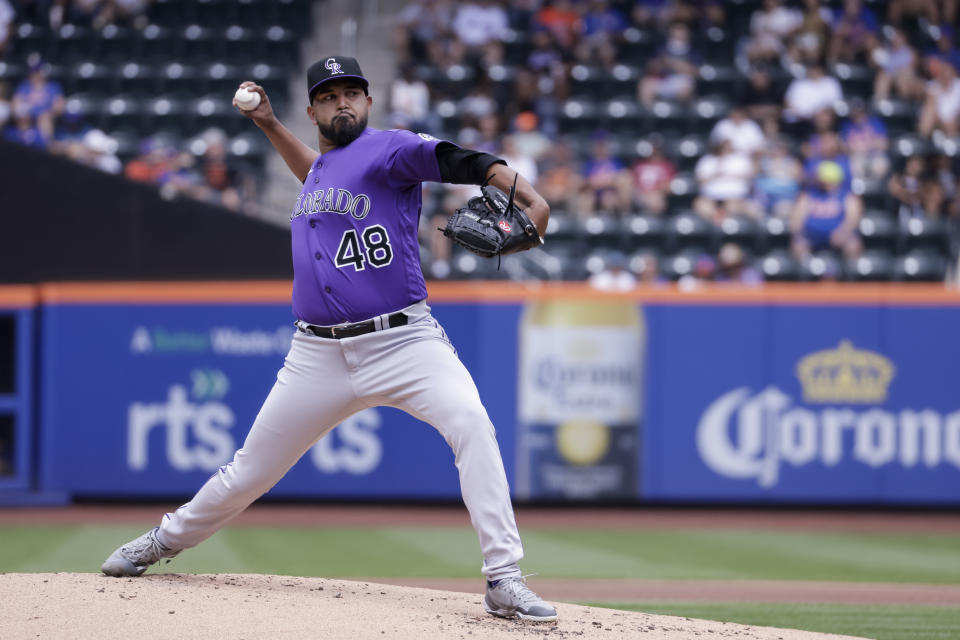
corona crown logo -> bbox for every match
[795,340,894,404]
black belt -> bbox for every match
[297,312,408,339]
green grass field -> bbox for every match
[2,524,958,639]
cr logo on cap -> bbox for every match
[325,58,343,74]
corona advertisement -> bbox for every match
[516,300,645,500]
[644,304,960,504]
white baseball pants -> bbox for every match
[156,299,524,580]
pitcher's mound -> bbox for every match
[0,573,865,639]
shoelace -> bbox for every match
[499,576,543,605]
[122,530,169,564]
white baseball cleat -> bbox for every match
[101,527,179,577]
[483,576,558,622]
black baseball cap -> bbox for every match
[307,56,369,101]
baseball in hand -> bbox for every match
[234,87,261,111]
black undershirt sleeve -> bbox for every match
[435,142,507,185]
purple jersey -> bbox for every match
[290,127,444,325]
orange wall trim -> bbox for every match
[19,281,960,306]
[0,285,40,308]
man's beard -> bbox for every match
[318,112,367,147]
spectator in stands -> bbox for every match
[527,27,565,77]
[588,253,637,291]
[745,0,802,65]
[710,106,766,157]
[124,136,172,184]
[389,64,433,133]
[638,22,699,106]
[693,139,757,222]
[888,0,956,29]
[92,0,152,30]
[394,0,457,65]
[804,130,853,193]
[631,0,675,29]
[500,134,539,188]
[50,108,90,157]
[459,82,497,123]
[3,103,47,149]
[78,129,122,174]
[197,127,243,211]
[535,0,582,50]
[788,0,832,66]
[538,140,583,212]
[451,0,508,66]
[783,63,842,130]
[931,153,957,209]
[631,138,675,215]
[827,0,878,64]
[578,131,633,215]
[12,56,65,141]
[841,99,890,180]
[753,138,803,219]
[790,160,863,260]
[924,26,960,74]
[0,0,13,57]
[918,57,960,137]
[872,27,921,100]
[511,111,551,161]
[738,64,784,122]
[630,252,663,284]
[715,243,764,284]
[889,154,945,221]
[575,0,627,66]
[678,253,717,290]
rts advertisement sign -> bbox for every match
[38,303,460,497]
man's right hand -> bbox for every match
[233,81,276,128]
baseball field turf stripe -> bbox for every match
[590,601,960,640]
[3,526,959,585]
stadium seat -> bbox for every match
[666,212,716,252]
[627,248,662,280]
[10,23,52,61]
[798,250,844,282]
[544,212,582,243]
[900,217,949,253]
[758,250,800,282]
[858,210,899,251]
[666,173,697,212]
[68,60,114,95]
[617,28,656,64]
[760,216,791,251]
[560,97,602,134]
[621,215,666,251]
[894,249,947,281]
[846,249,896,281]
[696,64,739,96]
[159,62,201,97]
[662,248,712,281]
[717,215,762,253]
[93,25,136,63]
[870,98,917,135]
[646,100,690,137]
[138,24,177,62]
[665,134,708,172]
[578,215,622,249]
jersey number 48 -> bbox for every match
[335,225,394,271]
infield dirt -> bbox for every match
[1,572,868,640]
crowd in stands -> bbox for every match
[2,0,959,283]
[392,0,960,283]
[1,0,270,213]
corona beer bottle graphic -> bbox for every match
[516,300,645,500]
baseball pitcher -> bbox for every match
[101,55,556,623]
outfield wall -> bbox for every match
[3,282,960,505]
